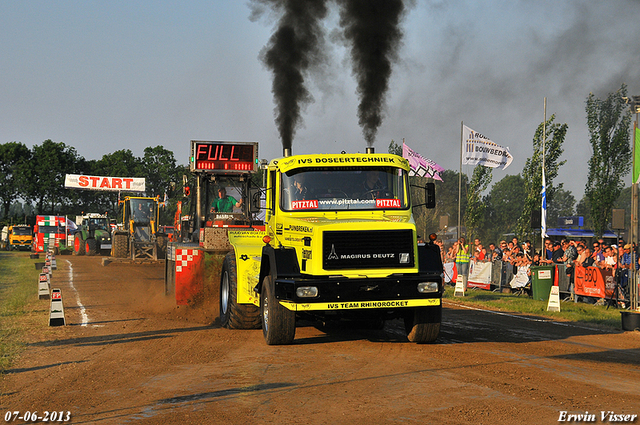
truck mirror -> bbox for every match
[249,188,263,213]
[425,183,436,209]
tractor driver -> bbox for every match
[211,188,242,213]
[135,202,152,222]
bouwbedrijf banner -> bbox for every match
[64,174,146,192]
[462,125,513,170]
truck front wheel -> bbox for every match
[404,305,441,343]
[261,275,296,345]
[73,234,85,256]
[220,253,261,329]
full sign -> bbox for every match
[65,174,146,192]
[190,141,258,173]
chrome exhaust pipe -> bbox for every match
[366,147,375,154]
[283,147,292,157]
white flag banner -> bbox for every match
[462,125,513,170]
[402,142,444,181]
[65,174,146,192]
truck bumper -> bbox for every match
[273,275,442,312]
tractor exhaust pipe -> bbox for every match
[366,147,375,154]
[283,147,292,157]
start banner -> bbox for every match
[65,174,145,192]
[574,266,615,298]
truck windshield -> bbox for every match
[12,227,31,235]
[39,226,64,234]
[131,199,155,224]
[89,218,109,230]
[281,166,409,211]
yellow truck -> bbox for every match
[3,224,33,251]
[178,141,443,345]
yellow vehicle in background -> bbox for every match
[3,224,33,251]
[111,196,167,260]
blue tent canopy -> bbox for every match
[545,228,618,239]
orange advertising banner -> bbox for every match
[574,266,615,298]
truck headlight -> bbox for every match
[296,286,318,298]
[417,282,439,293]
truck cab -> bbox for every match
[224,151,443,345]
[6,224,33,251]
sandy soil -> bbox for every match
[1,255,639,424]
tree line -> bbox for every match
[2,85,634,238]
[0,140,187,226]
[398,84,634,245]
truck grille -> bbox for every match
[322,230,414,270]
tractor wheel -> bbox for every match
[404,305,441,344]
[73,234,85,256]
[261,275,296,345]
[85,238,98,256]
[112,234,128,258]
[220,252,261,329]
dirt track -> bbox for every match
[1,256,640,424]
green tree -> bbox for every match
[0,142,31,220]
[142,146,180,198]
[141,146,189,225]
[435,169,468,234]
[546,188,575,228]
[85,150,145,217]
[464,165,492,240]
[612,186,631,232]
[483,174,526,244]
[388,139,402,156]
[584,84,632,237]
[25,140,83,214]
[575,195,593,229]
[516,114,567,241]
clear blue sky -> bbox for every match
[1,0,639,200]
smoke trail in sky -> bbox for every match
[254,0,328,153]
[337,0,407,147]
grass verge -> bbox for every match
[0,251,40,373]
[443,286,625,330]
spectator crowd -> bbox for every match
[442,236,637,302]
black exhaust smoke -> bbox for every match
[254,0,328,154]
[337,0,407,147]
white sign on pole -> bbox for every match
[65,174,145,192]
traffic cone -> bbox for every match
[49,289,65,326]
[38,273,50,300]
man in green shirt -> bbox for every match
[211,188,242,213]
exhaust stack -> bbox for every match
[283,147,292,157]
[366,147,375,154]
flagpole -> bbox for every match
[542,98,546,256]
[458,121,463,241]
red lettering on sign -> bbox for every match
[100,178,111,188]
[79,175,89,187]
[207,145,219,160]
[89,176,100,187]
[111,178,122,189]
[197,144,209,159]
[123,178,133,189]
